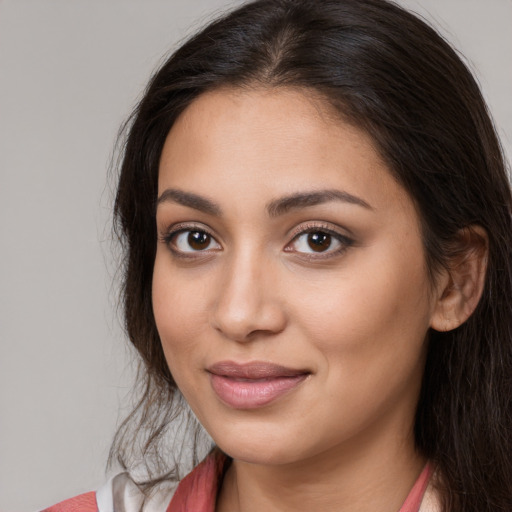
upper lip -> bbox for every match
[207,361,310,379]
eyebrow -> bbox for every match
[156,189,222,216]
[156,188,372,217]
[267,189,373,217]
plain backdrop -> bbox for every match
[0,1,510,510]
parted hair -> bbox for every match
[111,1,512,510]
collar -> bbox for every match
[166,451,436,512]
[166,449,227,512]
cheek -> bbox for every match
[152,254,207,367]
[289,244,432,371]
[290,260,431,437]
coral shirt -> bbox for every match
[167,451,434,512]
[42,451,435,512]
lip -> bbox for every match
[207,361,310,409]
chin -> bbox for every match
[218,440,299,466]
[206,419,318,467]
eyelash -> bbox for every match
[159,222,354,260]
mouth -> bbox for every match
[206,361,310,409]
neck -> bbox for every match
[216,416,426,512]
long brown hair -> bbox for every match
[111,1,512,509]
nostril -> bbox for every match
[211,297,287,342]
[209,258,287,341]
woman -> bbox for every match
[44,0,512,510]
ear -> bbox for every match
[430,225,488,332]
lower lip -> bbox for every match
[209,373,308,409]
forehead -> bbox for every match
[158,86,412,219]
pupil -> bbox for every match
[308,232,331,252]
[188,231,210,250]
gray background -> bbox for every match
[0,1,510,510]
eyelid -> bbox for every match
[287,221,353,241]
[287,220,354,239]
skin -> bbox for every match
[153,87,452,511]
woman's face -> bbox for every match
[153,87,441,466]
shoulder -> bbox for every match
[40,491,97,512]
[41,473,178,512]
[41,450,224,512]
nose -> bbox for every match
[210,250,287,342]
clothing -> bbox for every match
[42,451,440,512]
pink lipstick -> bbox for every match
[207,361,309,409]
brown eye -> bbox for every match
[171,229,221,253]
[307,232,332,252]
[188,231,211,250]
[288,228,351,257]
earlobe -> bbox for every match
[430,226,488,332]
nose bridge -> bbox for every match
[211,243,285,341]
